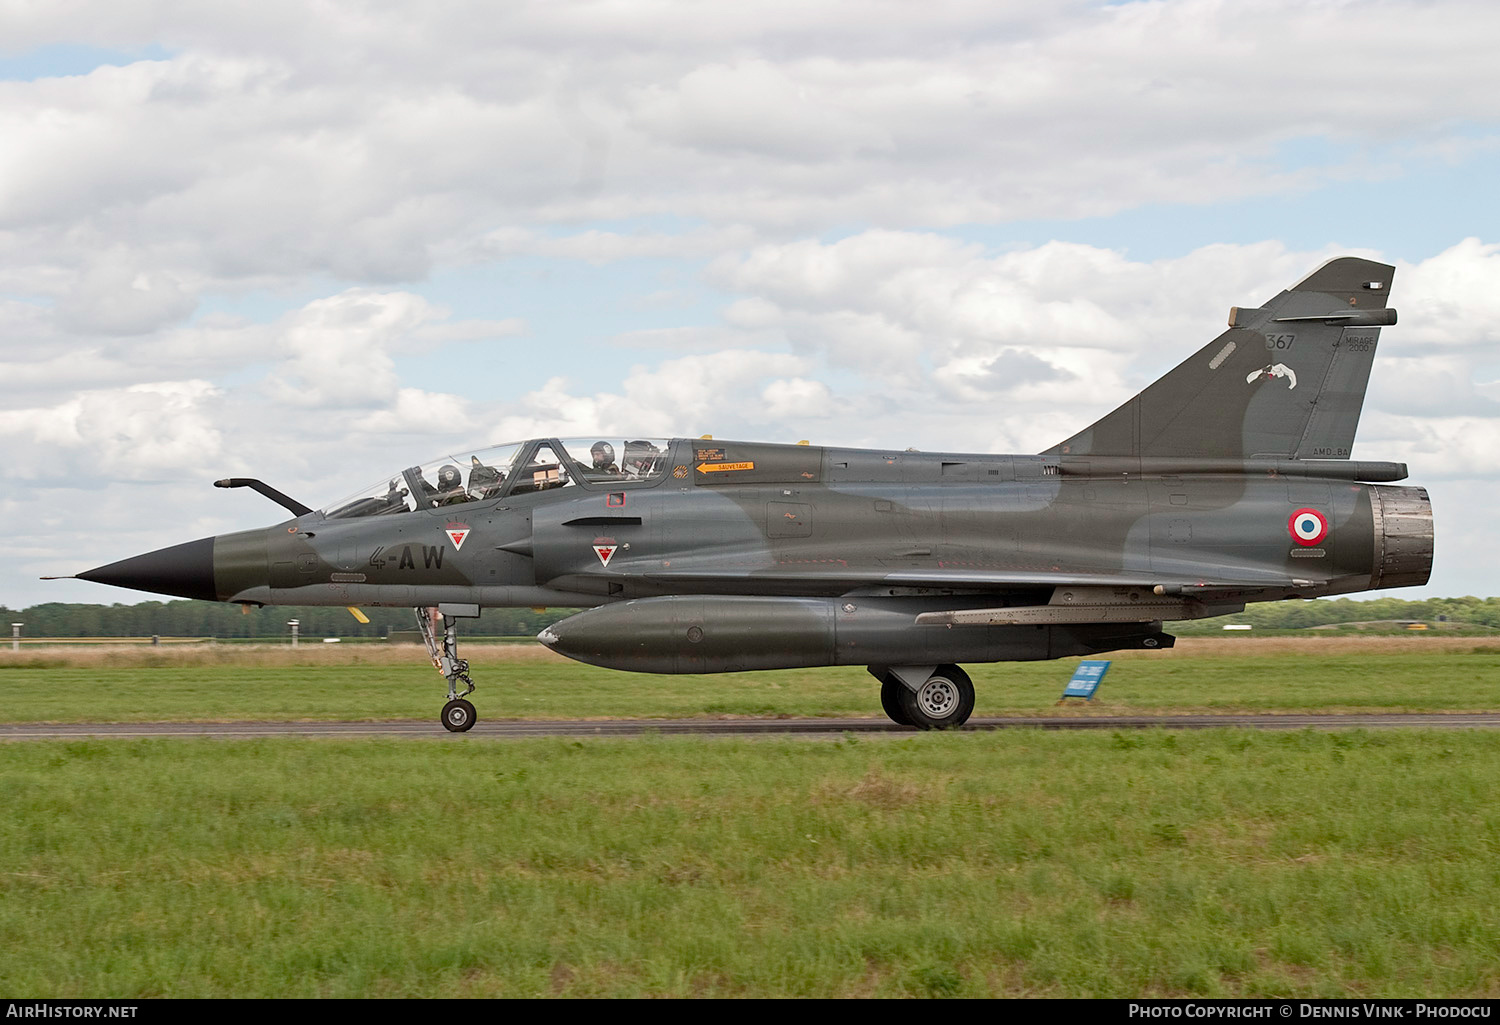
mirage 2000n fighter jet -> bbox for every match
[65,257,1433,731]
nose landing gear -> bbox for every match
[417,607,477,732]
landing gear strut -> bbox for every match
[417,607,476,732]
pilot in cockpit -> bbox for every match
[435,464,471,506]
[590,441,619,476]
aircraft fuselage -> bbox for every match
[177,440,1428,613]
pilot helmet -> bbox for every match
[590,441,616,468]
[437,464,463,490]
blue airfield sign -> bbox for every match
[1062,660,1111,701]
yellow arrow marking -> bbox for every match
[346,607,370,624]
[696,461,755,474]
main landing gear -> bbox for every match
[875,664,975,730]
[417,607,476,732]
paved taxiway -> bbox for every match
[4,713,1500,740]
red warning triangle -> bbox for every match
[446,529,469,550]
[593,544,618,568]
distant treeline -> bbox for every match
[1191,595,1500,631]
[0,601,578,639]
[2,595,1498,639]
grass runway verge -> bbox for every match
[4,638,1500,998]
[3,730,1500,998]
[2,637,1499,722]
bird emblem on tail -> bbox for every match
[1246,363,1298,389]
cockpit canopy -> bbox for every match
[324,437,673,519]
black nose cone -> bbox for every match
[78,536,218,602]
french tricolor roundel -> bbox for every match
[1288,508,1328,547]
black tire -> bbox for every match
[880,676,914,726]
[898,665,975,730]
[441,698,477,733]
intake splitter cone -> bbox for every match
[77,536,218,602]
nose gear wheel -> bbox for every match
[441,698,477,733]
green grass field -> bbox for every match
[2,636,1499,722]
[4,637,1500,998]
[3,731,1499,997]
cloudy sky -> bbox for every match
[3,0,1498,609]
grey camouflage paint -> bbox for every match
[76,257,1435,696]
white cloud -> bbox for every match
[630,59,896,162]
[1398,239,1500,349]
[760,377,839,421]
[612,323,784,352]
[473,225,758,265]
[493,350,811,440]
[3,1,1500,606]
[1355,412,1500,479]
[713,234,1321,370]
[264,289,505,408]
[1,0,1498,296]
[696,235,1500,463]
[352,387,480,437]
[52,262,198,335]
[1368,355,1500,418]
[0,379,223,481]
[710,233,1306,420]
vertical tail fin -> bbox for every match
[1046,257,1395,460]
